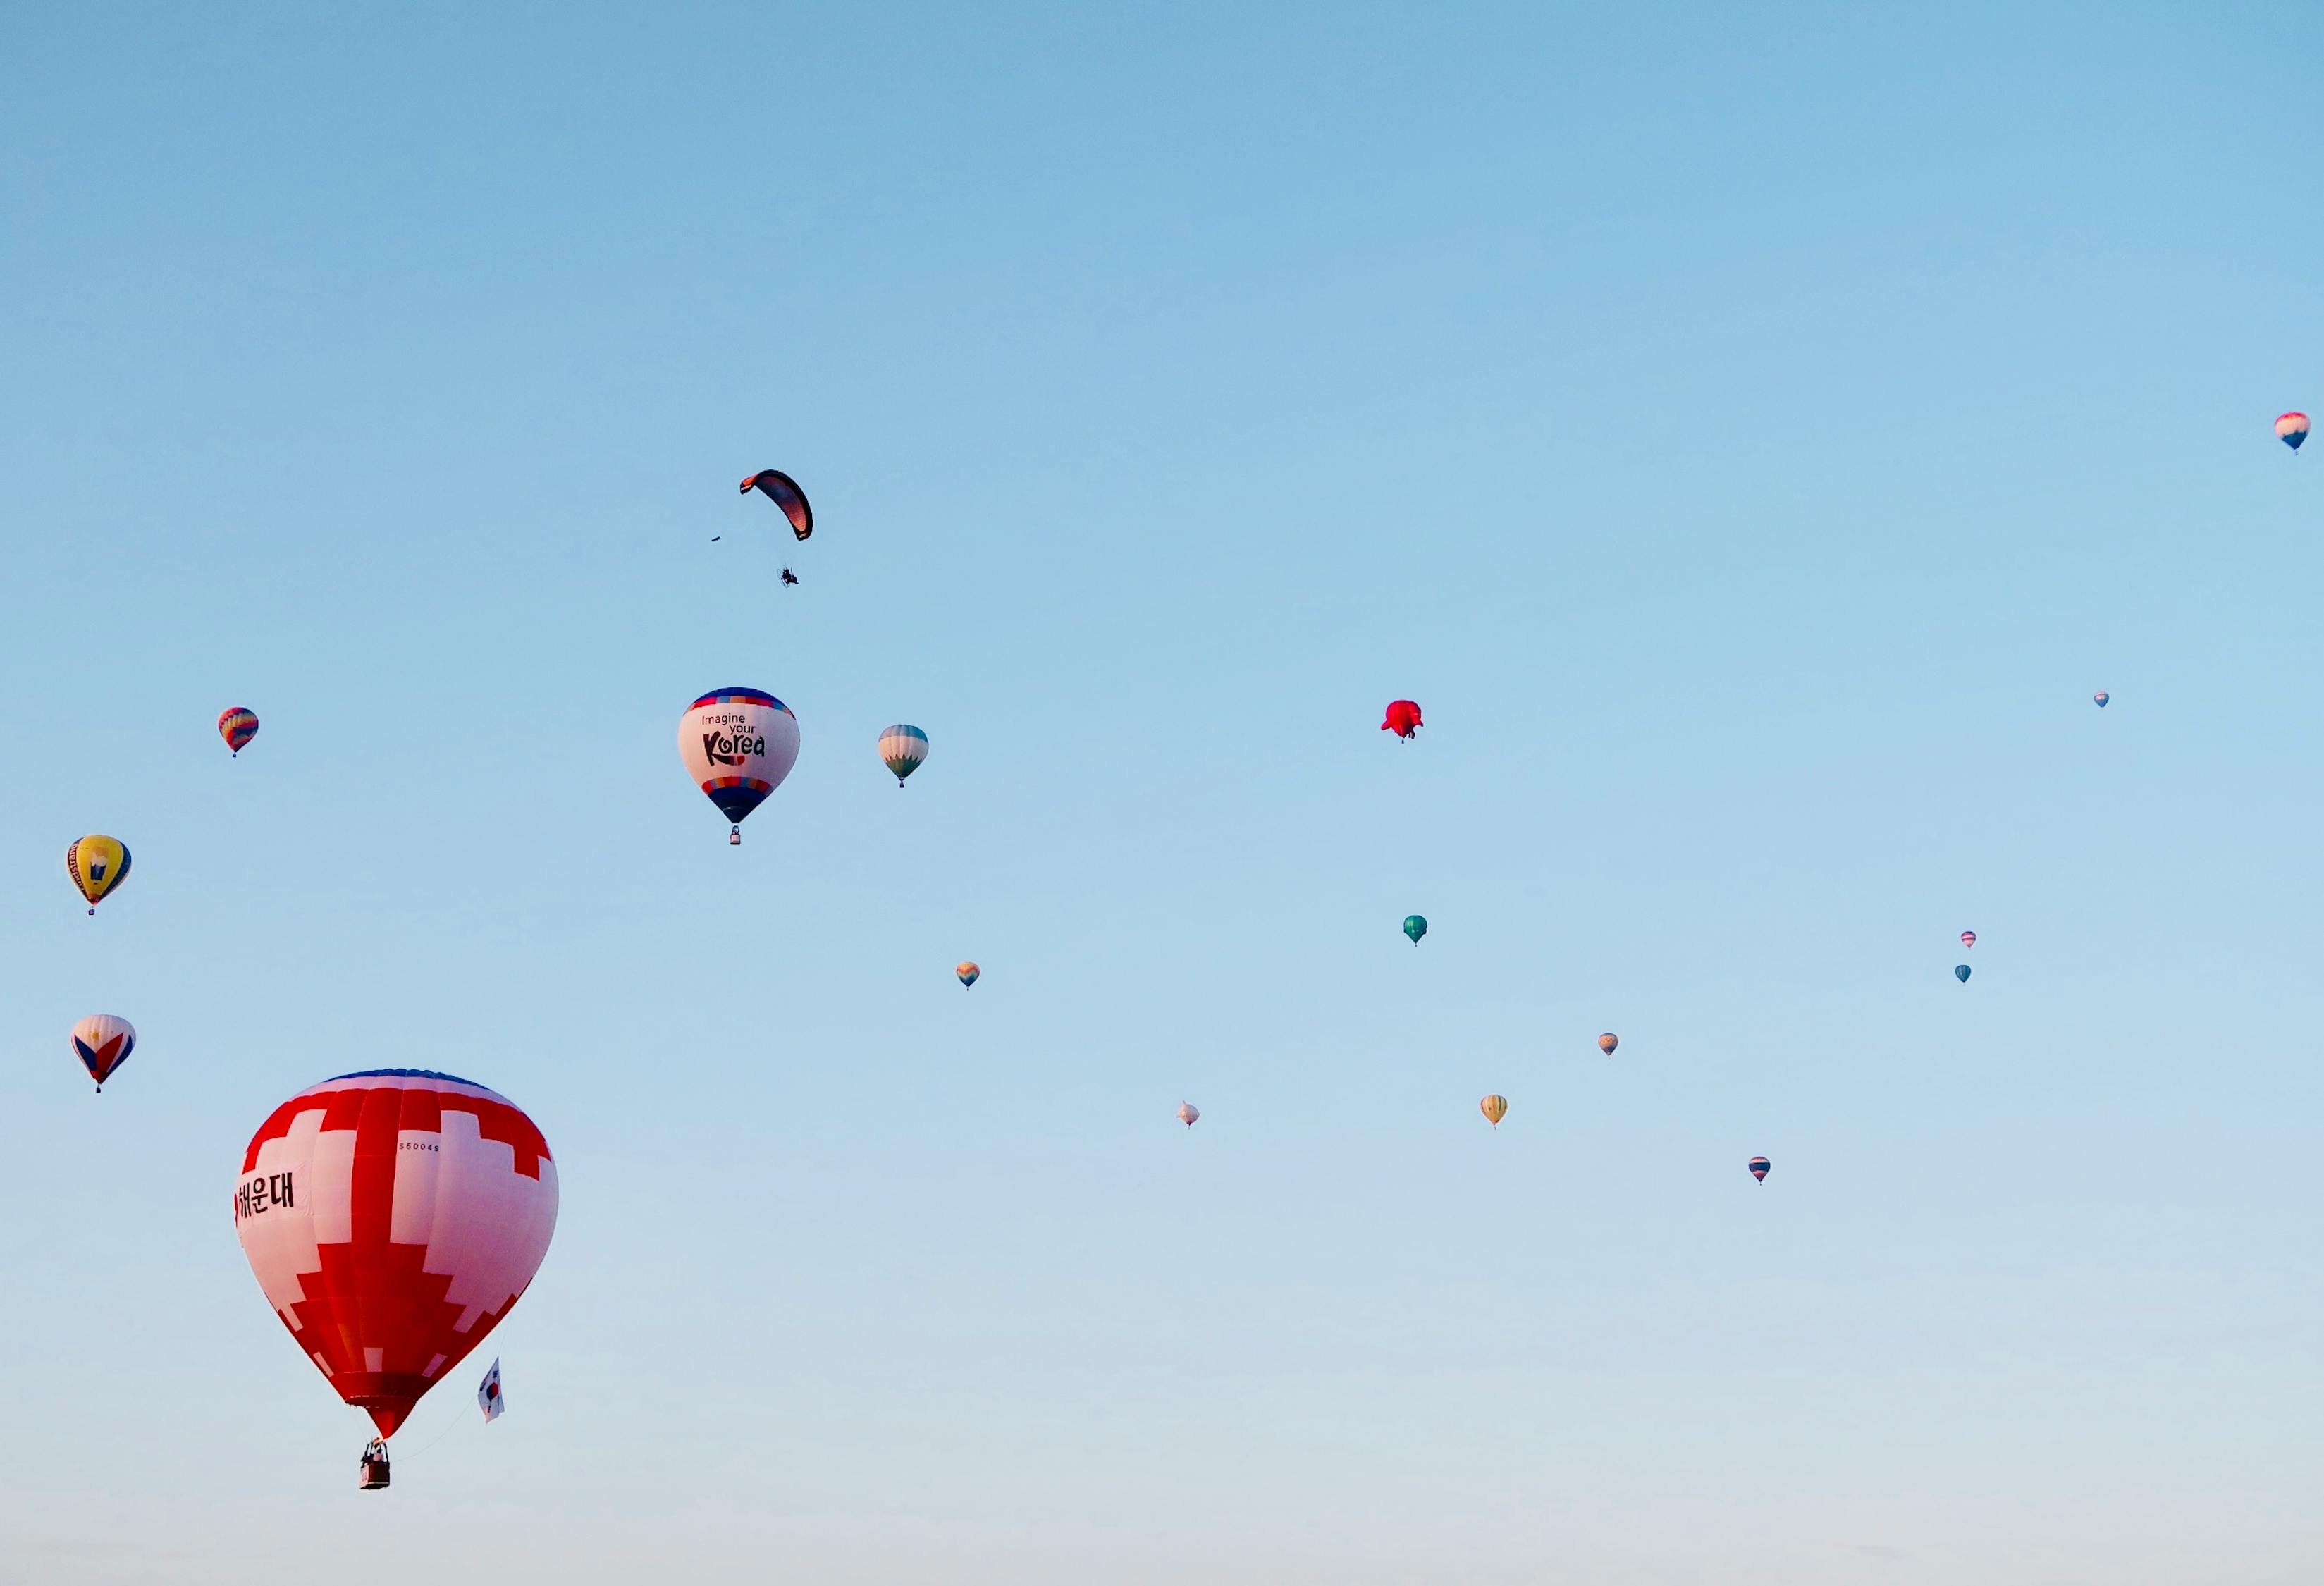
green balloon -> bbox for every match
[1403,915,1427,944]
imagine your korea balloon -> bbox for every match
[678,688,801,842]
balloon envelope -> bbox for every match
[1403,915,1427,944]
[1381,699,1423,739]
[1597,1033,1618,1055]
[71,1014,135,1089]
[1960,930,1976,949]
[1955,964,1972,982]
[740,469,813,539]
[2277,412,2309,450]
[234,1069,558,1439]
[66,835,130,913]
[678,689,800,832]
[957,961,980,988]
[1176,1102,1198,1126]
[878,725,929,785]
[218,707,259,755]
[2093,691,2109,707]
[1480,1094,1508,1126]
[1748,1155,1771,1181]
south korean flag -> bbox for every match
[477,1358,505,1423]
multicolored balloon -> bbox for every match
[1381,699,1423,740]
[1960,930,1976,949]
[234,1069,558,1444]
[66,835,130,915]
[740,469,813,539]
[878,725,928,787]
[1597,1033,1618,1056]
[1403,914,1427,945]
[1176,1102,1199,1127]
[71,1014,135,1093]
[2277,412,2308,452]
[2093,691,2110,708]
[677,689,800,843]
[1955,964,1972,983]
[1747,1155,1771,1182]
[1480,1094,1508,1127]
[218,707,259,756]
[957,961,980,988]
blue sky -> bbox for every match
[3,4,2320,1581]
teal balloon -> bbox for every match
[1954,964,1971,983]
[1403,915,1427,945]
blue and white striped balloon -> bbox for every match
[878,724,929,786]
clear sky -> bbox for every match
[3,4,2320,1582]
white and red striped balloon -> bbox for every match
[234,1070,558,1439]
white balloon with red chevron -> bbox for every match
[233,1069,558,1439]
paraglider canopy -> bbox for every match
[740,469,813,539]
[1403,915,1427,945]
[2277,412,2308,451]
[1381,699,1423,739]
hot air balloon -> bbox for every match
[71,1014,135,1093]
[218,707,259,756]
[1960,930,1976,949]
[235,1069,558,1487]
[2277,412,2308,452]
[1747,1155,1770,1182]
[1403,915,1427,945]
[740,469,813,539]
[678,689,801,844]
[957,961,980,988]
[1480,1094,1508,1128]
[1176,1102,1199,1127]
[1955,964,1971,983]
[2093,691,2109,708]
[878,725,928,787]
[1381,699,1423,740]
[66,835,130,915]
[1597,1033,1618,1056]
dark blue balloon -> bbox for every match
[1954,964,1971,983]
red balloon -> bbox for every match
[1381,699,1423,739]
[234,1070,559,1439]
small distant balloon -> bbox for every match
[71,1014,135,1093]
[1403,915,1427,945]
[66,835,130,915]
[2093,691,2109,708]
[740,469,813,539]
[218,708,259,756]
[1747,1155,1771,1182]
[957,961,980,988]
[1480,1094,1508,1127]
[2277,412,2309,452]
[1176,1102,1199,1127]
[1955,964,1972,983]
[878,725,929,787]
[1381,699,1423,740]
[1960,930,1976,949]
[1597,1033,1618,1056]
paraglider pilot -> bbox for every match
[781,568,799,586]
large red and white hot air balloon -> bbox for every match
[233,1070,558,1455]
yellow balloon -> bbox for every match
[66,835,131,915]
[1480,1093,1508,1127]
